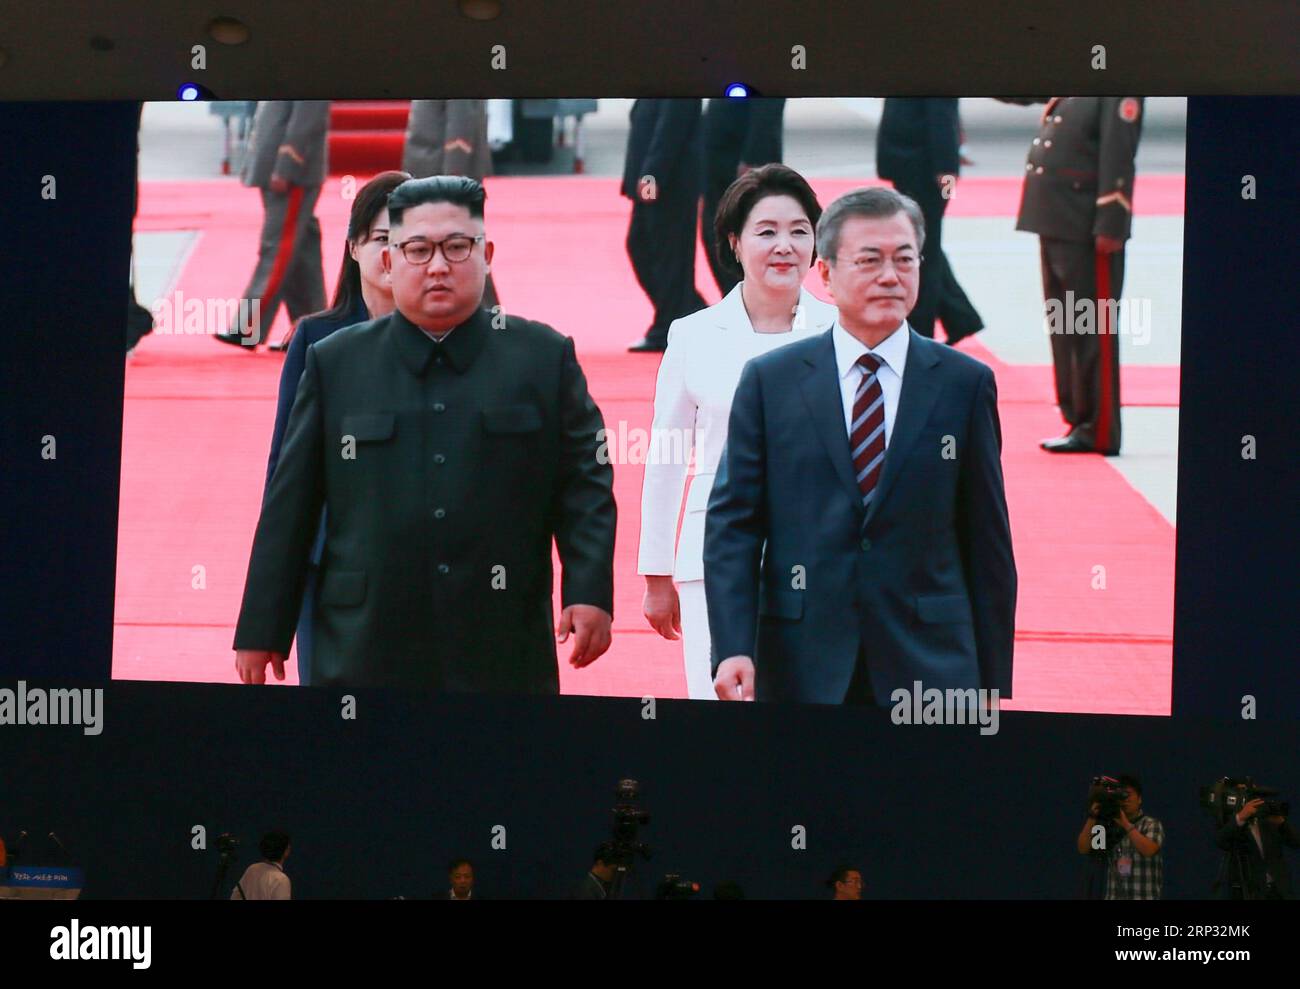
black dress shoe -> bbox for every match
[214,331,255,348]
[1041,434,1118,455]
[627,336,667,353]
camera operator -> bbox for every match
[572,842,618,900]
[1216,795,1299,899]
[827,865,864,900]
[446,858,475,900]
[1076,775,1163,900]
[231,830,292,900]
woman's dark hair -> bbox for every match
[313,169,411,325]
[712,163,823,282]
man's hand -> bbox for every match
[714,656,756,701]
[269,175,291,196]
[1095,234,1124,254]
[236,650,287,684]
[1116,810,1133,831]
[1236,797,1266,825]
[557,604,612,668]
[642,576,681,640]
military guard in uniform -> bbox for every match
[216,100,331,350]
[1012,96,1144,455]
[622,99,708,352]
[402,99,499,310]
[700,96,786,294]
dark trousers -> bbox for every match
[701,154,739,296]
[233,184,326,343]
[891,173,983,340]
[843,645,878,706]
[1038,237,1125,453]
[627,193,707,344]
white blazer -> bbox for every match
[637,284,838,583]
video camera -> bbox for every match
[1087,776,1130,823]
[1200,777,1289,827]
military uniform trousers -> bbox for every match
[1039,237,1125,453]
[233,184,326,343]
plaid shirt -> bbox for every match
[1105,812,1164,900]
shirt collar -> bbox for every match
[391,306,491,376]
[718,283,830,335]
[833,319,910,381]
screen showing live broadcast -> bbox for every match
[113,96,1184,714]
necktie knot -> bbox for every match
[857,352,883,374]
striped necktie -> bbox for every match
[850,352,887,508]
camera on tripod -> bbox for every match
[1200,777,1289,826]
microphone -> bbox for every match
[48,832,70,861]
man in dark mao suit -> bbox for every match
[216,100,330,348]
[232,176,616,691]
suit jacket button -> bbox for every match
[860,538,872,551]
[433,402,446,413]
[1043,139,1052,148]
[1035,166,1044,174]
[433,453,446,464]
[433,508,446,519]
[1032,137,1041,145]
[437,563,450,575]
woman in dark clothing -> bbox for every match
[263,170,408,684]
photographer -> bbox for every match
[231,830,292,900]
[1076,775,1163,900]
[1216,795,1299,899]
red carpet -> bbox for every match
[116,175,1181,713]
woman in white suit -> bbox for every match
[638,164,838,699]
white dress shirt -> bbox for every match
[231,860,291,900]
[637,284,838,582]
[832,320,910,447]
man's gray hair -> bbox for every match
[815,186,926,262]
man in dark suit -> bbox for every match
[876,98,983,343]
[216,100,330,349]
[700,96,786,295]
[232,176,616,691]
[622,99,707,352]
[1011,96,1143,455]
[705,187,1016,704]
[1217,796,1299,899]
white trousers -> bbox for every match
[677,579,717,700]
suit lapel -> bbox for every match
[864,330,942,530]
[799,331,864,517]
